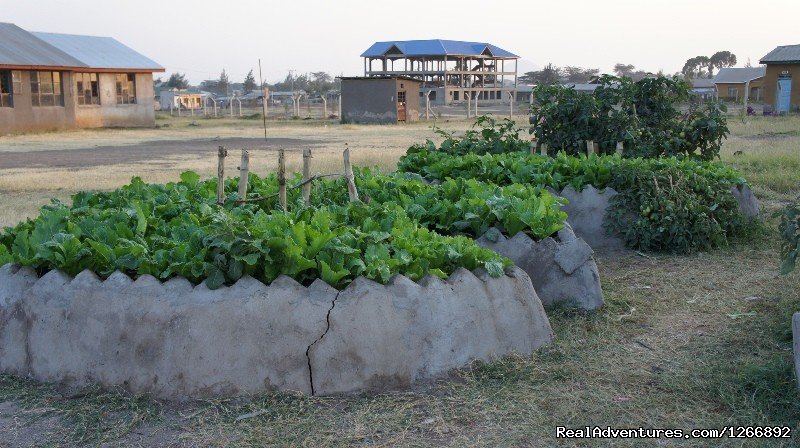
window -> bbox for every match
[115,73,136,104]
[727,86,738,100]
[31,71,63,106]
[397,91,406,104]
[75,73,100,105]
[0,71,11,107]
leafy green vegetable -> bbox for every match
[777,202,800,274]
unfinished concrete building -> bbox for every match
[361,39,519,105]
[0,23,163,134]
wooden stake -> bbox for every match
[343,144,359,202]
[278,148,287,209]
[302,149,312,206]
[529,138,537,155]
[616,141,624,155]
[540,143,548,156]
[586,140,594,155]
[216,146,227,205]
[238,149,249,200]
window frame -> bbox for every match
[0,70,11,107]
[115,73,137,105]
[75,72,101,106]
[30,71,64,107]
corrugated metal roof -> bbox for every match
[0,22,86,68]
[760,44,800,64]
[691,78,716,88]
[361,39,518,58]
[33,32,163,71]
[713,67,766,84]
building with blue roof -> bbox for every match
[0,22,164,134]
[360,39,519,105]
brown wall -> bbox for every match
[341,78,421,124]
[716,78,764,101]
[0,70,75,134]
[763,64,800,110]
[0,70,156,135]
[74,73,155,128]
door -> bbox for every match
[397,90,406,122]
[777,77,791,113]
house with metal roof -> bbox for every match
[0,23,164,134]
[712,67,766,102]
[759,44,800,113]
[360,39,519,105]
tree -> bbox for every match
[217,69,230,96]
[518,63,563,85]
[243,70,257,94]
[613,63,636,78]
[166,72,189,89]
[709,51,737,76]
[682,56,710,79]
[307,71,334,95]
[563,66,599,84]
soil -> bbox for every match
[0,137,321,169]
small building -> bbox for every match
[690,78,716,100]
[0,23,164,134]
[340,76,420,124]
[159,89,212,111]
[360,39,519,105]
[712,67,765,101]
[760,44,800,113]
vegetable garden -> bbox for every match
[0,75,768,400]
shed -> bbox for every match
[339,76,421,124]
[760,44,800,113]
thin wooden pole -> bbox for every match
[616,141,624,155]
[302,148,312,206]
[586,140,594,156]
[540,143,548,156]
[343,144,359,202]
[238,149,250,200]
[529,138,538,155]
[216,146,227,205]
[278,148,287,209]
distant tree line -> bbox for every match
[681,51,737,79]
[518,63,657,85]
[156,70,339,97]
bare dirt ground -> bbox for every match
[0,137,319,169]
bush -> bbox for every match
[530,75,729,160]
[410,116,529,156]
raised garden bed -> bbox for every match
[0,263,552,398]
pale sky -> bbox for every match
[3,0,799,84]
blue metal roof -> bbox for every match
[33,32,163,71]
[361,40,518,58]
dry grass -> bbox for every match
[0,114,799,447]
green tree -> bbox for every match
[217,69,230,95]
[519,63,563,85]
[563,66,599,84]
[307,71,333,95]
[243,70,257,94]
[709,51,737,76]
[166,72,189,89]
[613,63,636,78]
[682,56,710,79]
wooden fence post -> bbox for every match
[529,138,538,155]
[216,146,227,205]
[302,149,312,206]
[278,148,287,209]
[540,143,548,156]
[616,141,624,155]
[238,149,249,200]
[586,140,594,155]
[343,144,359,202]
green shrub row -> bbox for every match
[778,202,800,274]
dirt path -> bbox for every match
[0,137,321,169]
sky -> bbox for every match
[3,0,799,85]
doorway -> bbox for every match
[397,90,406,122]
[777,76,792,113]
